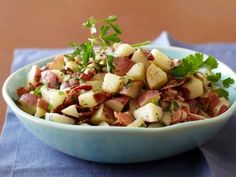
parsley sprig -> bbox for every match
[172,53,235,99]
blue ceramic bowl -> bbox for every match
[2,46,236,163]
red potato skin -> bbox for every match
[60,81,70,90]
[136,90,160,107]
[114,112,135,126]
[19,93,38,106]
[114,57,135,76]
[17,87,29,97]
[33,65,41,83]
[217,105,228,115]
[41,70,59,89]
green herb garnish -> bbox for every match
[207,72,221,82]
[222,77,235,88]
[215,88,229,99]
[34,87,41,96]
[171,53,204,78]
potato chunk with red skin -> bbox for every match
[47,55,65,70]
[18,93,38,115]
[113,57,135,76]
[41,70,59,89]
[120,81,143,98]
[27,65,41,86]
[104,96,130,112]
[114,112,135,126]
[91,104,116,125]
[136,90,160,107]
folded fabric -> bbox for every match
[1,32,236,177]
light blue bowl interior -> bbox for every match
[3,46,236,163]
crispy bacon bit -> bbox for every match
[79,70,94,81]
[218,105,228,115]
[37,99,49,110]
[17,87,29,97]
[94,92,112,103]
[161,79,186,90]
[114,57,135,76]
[143,50,154,61]
[79,110,96,118]
[73,85,92,92]
[188,112,205,121]
[63,89,79,107]
[114,112,134,126]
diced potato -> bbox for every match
[47,55,65,70]
[104,96,129,112]
[34,98,48,117]
[65,60,78,70]
[182,76,203,99]
[114,43,135,57]
[162,111,172,126]
[146,63,168,89]
[50,70,64,82]
[40,86,67,110]
[78,91,98,107]
[126,63,145,81]
[19,93,38,115]
[85,80,103,91]
[136,90,160,107]
[92,73,105,81]
[151,49,172,72]
[34,107,47,118]
[127,118,145,127]
[61,105,79,118]
[41,70,59,89]
[98,121,110,126]
[131,49,150,69]
[27,65,41,86]
[102,73,122,93]
[134,103,163,122]
[45,113,75,124]
[120,81,143,98]
[91,104,115,125]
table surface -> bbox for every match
[1,0,236,133]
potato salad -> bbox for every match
[16,16,234,128]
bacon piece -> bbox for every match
[37,98,49,110]
[93,92,112,103]
[113,57,135,76]
[161,79,186,90]
[188,112,205,121]
[143,50,154,61]
[17,87,29,97]
[63,89,79,107]
[73,84,93,92]
[79,70,94,81]
[114,112,135,126]
[218,105,228,115]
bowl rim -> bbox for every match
[2,46,236,133]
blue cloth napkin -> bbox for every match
[1,32,236,177]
